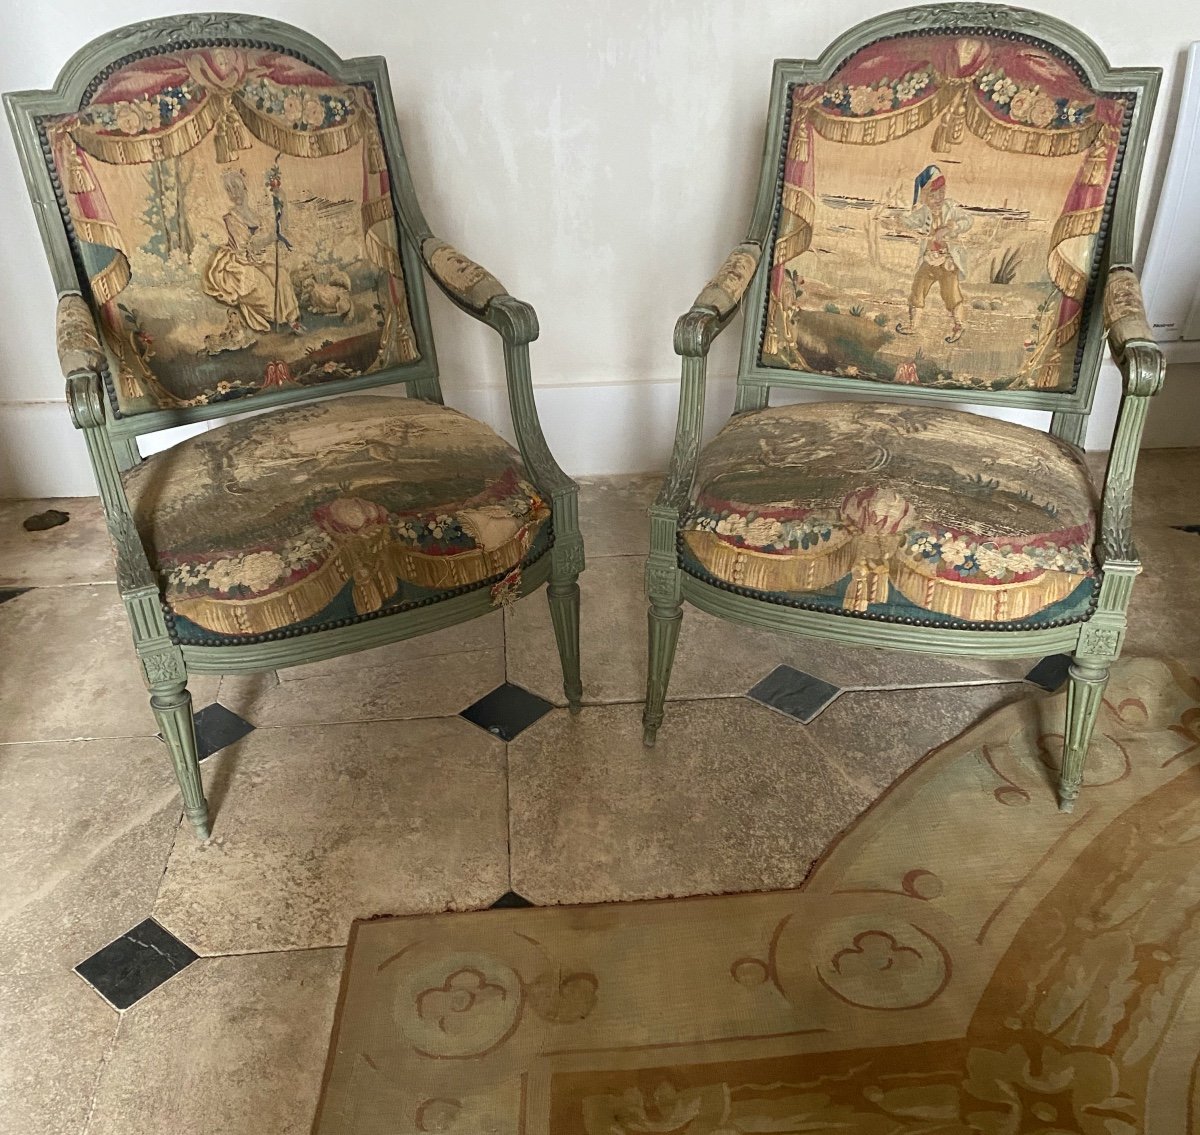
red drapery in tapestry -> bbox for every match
[44,47,416,402]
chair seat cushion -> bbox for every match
[680,401,1098,627]
[123,395,550,640]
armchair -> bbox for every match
[644,2,1163,812]
[6,14,583,839]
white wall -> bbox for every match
[2,0,1197,496]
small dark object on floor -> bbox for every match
[461,683,555,741]
[157,703,255,762]
[75,918,198,1010]
[748,664,842,724]
[490,891,535,909]
[1025,654,1074,692]
[22,509,69,532]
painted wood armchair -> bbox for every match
[643,2,1163,812]
[5,14,583,839]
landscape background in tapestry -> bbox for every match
[47,50,420,414]
[762,36,1125,394]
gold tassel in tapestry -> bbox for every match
[63,141,96,193]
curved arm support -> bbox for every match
[1098,267,1166,565]
[65,371,157,594]
[417,238,574,545]
[657,240,763,533]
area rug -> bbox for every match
[313,657,1200,1134]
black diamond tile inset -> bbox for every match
[1172,524,1200,534]
[158,702,255,761]
[490,891,535,909]
[460,683,554,741]
[0,587,31,606]
[1025,654,1073,692]
[75,918,198,1010]
[747,665,842,725]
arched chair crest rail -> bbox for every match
[5,14,584,839]
[642,2,1163,812]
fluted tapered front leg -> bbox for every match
[547,579,582,713]
[151,680,210,839]
[1059,658,1111,812]
[643,603,683,747]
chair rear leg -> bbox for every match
[1058,657,1111,812]
[151,679,210,839]
[643,602,683,747]
[547,578,583,713]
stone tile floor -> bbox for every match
[1,452,1198,1133]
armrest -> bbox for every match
[1104,267,1155,365]
[420,236,539,342]
[655,240,763,527]
[1098,266,1166,565]
[675,241,762,357]
[56,293,106,378]
[419,237,577,533]
[63,367,157,595]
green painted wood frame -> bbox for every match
[5,12,585,839]
[643,2,1164,813]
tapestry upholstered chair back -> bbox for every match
[747,24,1135,402]
[643,4,1163,819]
[38,43,426,417]
[5,15,583,842]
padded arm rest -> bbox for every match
[1103,267,1152,355]
[692,241,763,317]
[675,241,762,357]
[56,293,105,379]
[421,236,510,313]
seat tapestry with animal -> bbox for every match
[643,3,1164,815]
[6,14,584,839]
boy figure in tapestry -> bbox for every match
[895,165,972,344]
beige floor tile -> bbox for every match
[803,683,1031,798]
[576,473,659,557]
[218,647,504,728]
[86,949,341,1135]
[154,717,509,953]
[509,699,870,906]
[507,555,1032,708]
[0,737,181,977]
[0,496,113,588]
[274,610,503,681]
[0,971,117,1135]
[0,585,218,743]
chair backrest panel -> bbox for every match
[15,24,433,421]
[746,13,1151,409]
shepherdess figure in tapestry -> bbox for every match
[762,35,1126,392]
[204,166,302,334]
[42,47,421,414]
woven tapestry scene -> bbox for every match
[44,47,419,415]
[762,35,1127,393]
[4,455,1198,1133]
[122,396,551,639]
[680,401,1097,627]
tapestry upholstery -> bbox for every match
[41,47,421,415]
[122,395,551,639]
[762,33,1130,394]
[680,401,1098,626]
